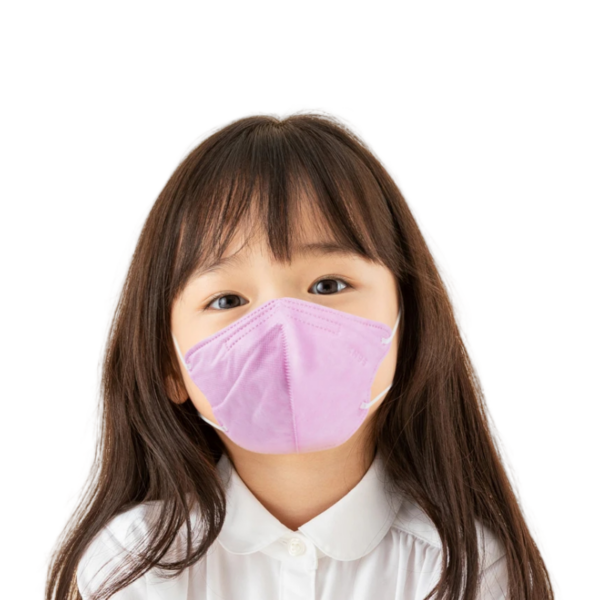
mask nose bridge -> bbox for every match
[172,305,401,367]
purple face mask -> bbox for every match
[172,297,400,454]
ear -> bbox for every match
[165,374,188,404]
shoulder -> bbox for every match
[390,495,507,571]
[77,497,208,598]
[76,501,162,599]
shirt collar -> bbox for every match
[215,450,404,561]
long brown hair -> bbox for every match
[45,112,554,600]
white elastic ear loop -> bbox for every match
[198,411,228,432]
[381,309,401,345]
[172,333,190,369]
[360,309,401,410]
[172,333,229,432]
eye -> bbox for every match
[310,276,351,296]
[202,277,352,312]
[203,292,248,311]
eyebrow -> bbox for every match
[193,242,361,278]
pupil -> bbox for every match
[317,279,336,294]
[218,295,240,309]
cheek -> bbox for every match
[362,341,398,419]
[374,336,398,389]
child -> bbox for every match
[46,113,554,599]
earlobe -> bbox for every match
[165,374,188,404]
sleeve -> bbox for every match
[477,552,509,600]
[76,523,148,600]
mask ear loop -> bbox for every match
[197,412,228,432]
[172,333,191,369]
[360,309,401,410]
[171,333,229,432]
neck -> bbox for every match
[218,425,376,531]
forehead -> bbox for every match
[184,182,381,284]
[194,234,365,279]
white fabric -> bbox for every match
[77,451,508,599]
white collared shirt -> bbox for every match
[77,451,508,599]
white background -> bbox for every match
[1,2,598,598]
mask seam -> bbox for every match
[287,318,374,370]
[287,315,338,336]
[224,314,283,351]
[284,299,392,334]
[226,311,383,356]
[185,303,277,360]
[225,314,338,352]
[186,299,393,360]
[279,323,299,453]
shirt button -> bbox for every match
[288,537,306,556]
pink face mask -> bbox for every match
[172,297,400,454]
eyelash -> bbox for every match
[202,276,353,311]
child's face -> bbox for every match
[169,211,400,453]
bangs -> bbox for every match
[171,115,399,294]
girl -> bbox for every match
[46,113,554,600]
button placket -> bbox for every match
[279,534,318,600]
